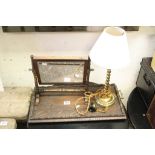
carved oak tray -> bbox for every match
[28,84,126,123]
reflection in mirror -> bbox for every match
[2,26,139,32]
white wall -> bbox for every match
[0,26,155,105]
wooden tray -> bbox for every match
[28,84,126,123]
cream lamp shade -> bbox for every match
[89,27,130,69]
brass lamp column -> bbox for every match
[96,69,115,107]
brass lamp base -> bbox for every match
[95,69,115,108]
[95,93,115,107]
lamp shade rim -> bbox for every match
[104,26,125,37]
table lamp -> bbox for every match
[89,26,129,108]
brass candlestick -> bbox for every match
[96,69,115,107]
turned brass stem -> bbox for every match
[103,69,111,96]
[95,69,115,107]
